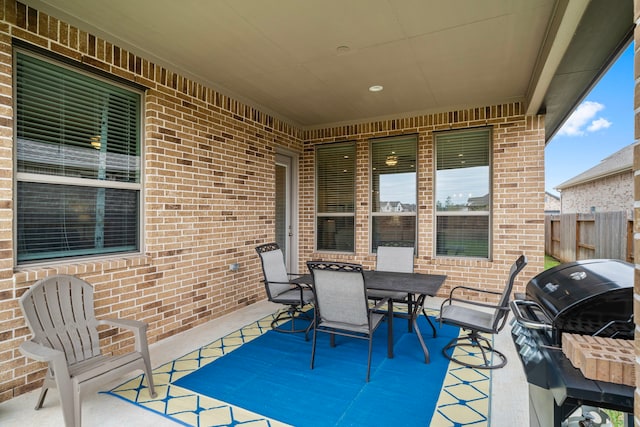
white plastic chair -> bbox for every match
[18,274,156,427]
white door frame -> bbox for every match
[275,151,299,273]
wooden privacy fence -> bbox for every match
[545,211,633,263]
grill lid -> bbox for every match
[525,259,633,338]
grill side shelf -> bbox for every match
[545,344,634,413]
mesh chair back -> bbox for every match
[256,244,291,298]
[490,254,527,329]
[308,262,369,326]
[376,246,414,273]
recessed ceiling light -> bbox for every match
[336,45,351,56]
[369,85,384,92]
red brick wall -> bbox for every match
[0,0,546,403]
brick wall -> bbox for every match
[300,111,545,299]
[0,0,546,403]
[0,0,303,402]
[560,171,633,214]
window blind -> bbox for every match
[16,52,140,182]
[435,128,491,258]
[15,51,142,263]
[316,143,355,213]
[315,142,355,252]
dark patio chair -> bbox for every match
[255,242,314,339]
[307,261,390,382]
[367,246,437,336]
[18,274,156,427]
[437,254,527,369]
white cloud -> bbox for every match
[587,117,612,132]
[558,101,611,136]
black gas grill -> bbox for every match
[510,259,634,427]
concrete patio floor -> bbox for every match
[0,297,528,426]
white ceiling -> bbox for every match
[21,0,633,134]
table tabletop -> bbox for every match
[292,270,446,296]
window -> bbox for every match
[435,128,491,258]
[15,50,142,263]
[315,142,355,252]
[370,135,417,252]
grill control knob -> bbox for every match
[519,344,533,358]
[512,323,522,335]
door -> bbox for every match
[275,153,298,272]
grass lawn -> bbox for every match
[544,254,561,270]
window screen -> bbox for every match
[15,51,142,263]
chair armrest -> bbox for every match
[448,285,503,299]
[20,340,74,410]
[20,340,65,363]
[286,274,313,288]
[99,318,149,354]
[371,297,390,312]
[100,317,147,331]
[441,285,503,309]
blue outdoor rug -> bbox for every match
[106,308,492,427]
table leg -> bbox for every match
[416,294,437,338]
[407,293,414,333]
[413,294,430,363]
[387,298,394,358]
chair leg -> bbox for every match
[303,317,313,342]
[422,308,437,338]
[35,386,48,410]
[310,327,317,370]
[442,330,507,369]
[415,294,436,338]
[34,375,53,410]
[366,337,373,382]
[74,386,81,427]
[142,360,157,399]
[271,306,313,336]
[407,294,414,333]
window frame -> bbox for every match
[314,141,356,253]
[13,47,145,266]
[434,127,492,260]
[369,134,418,253]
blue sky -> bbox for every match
[545,43,634,196]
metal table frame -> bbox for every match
[293,270,446,363]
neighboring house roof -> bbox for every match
[555,143,635,190]
[544,191,560,213]
[467,194,490,208]
[545,191,560,201]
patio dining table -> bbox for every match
[292,270,447,363]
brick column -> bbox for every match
[635,2,640,425]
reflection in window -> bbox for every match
[435,128,491,258]
[371,135,417,251]
[316,142,355,252]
